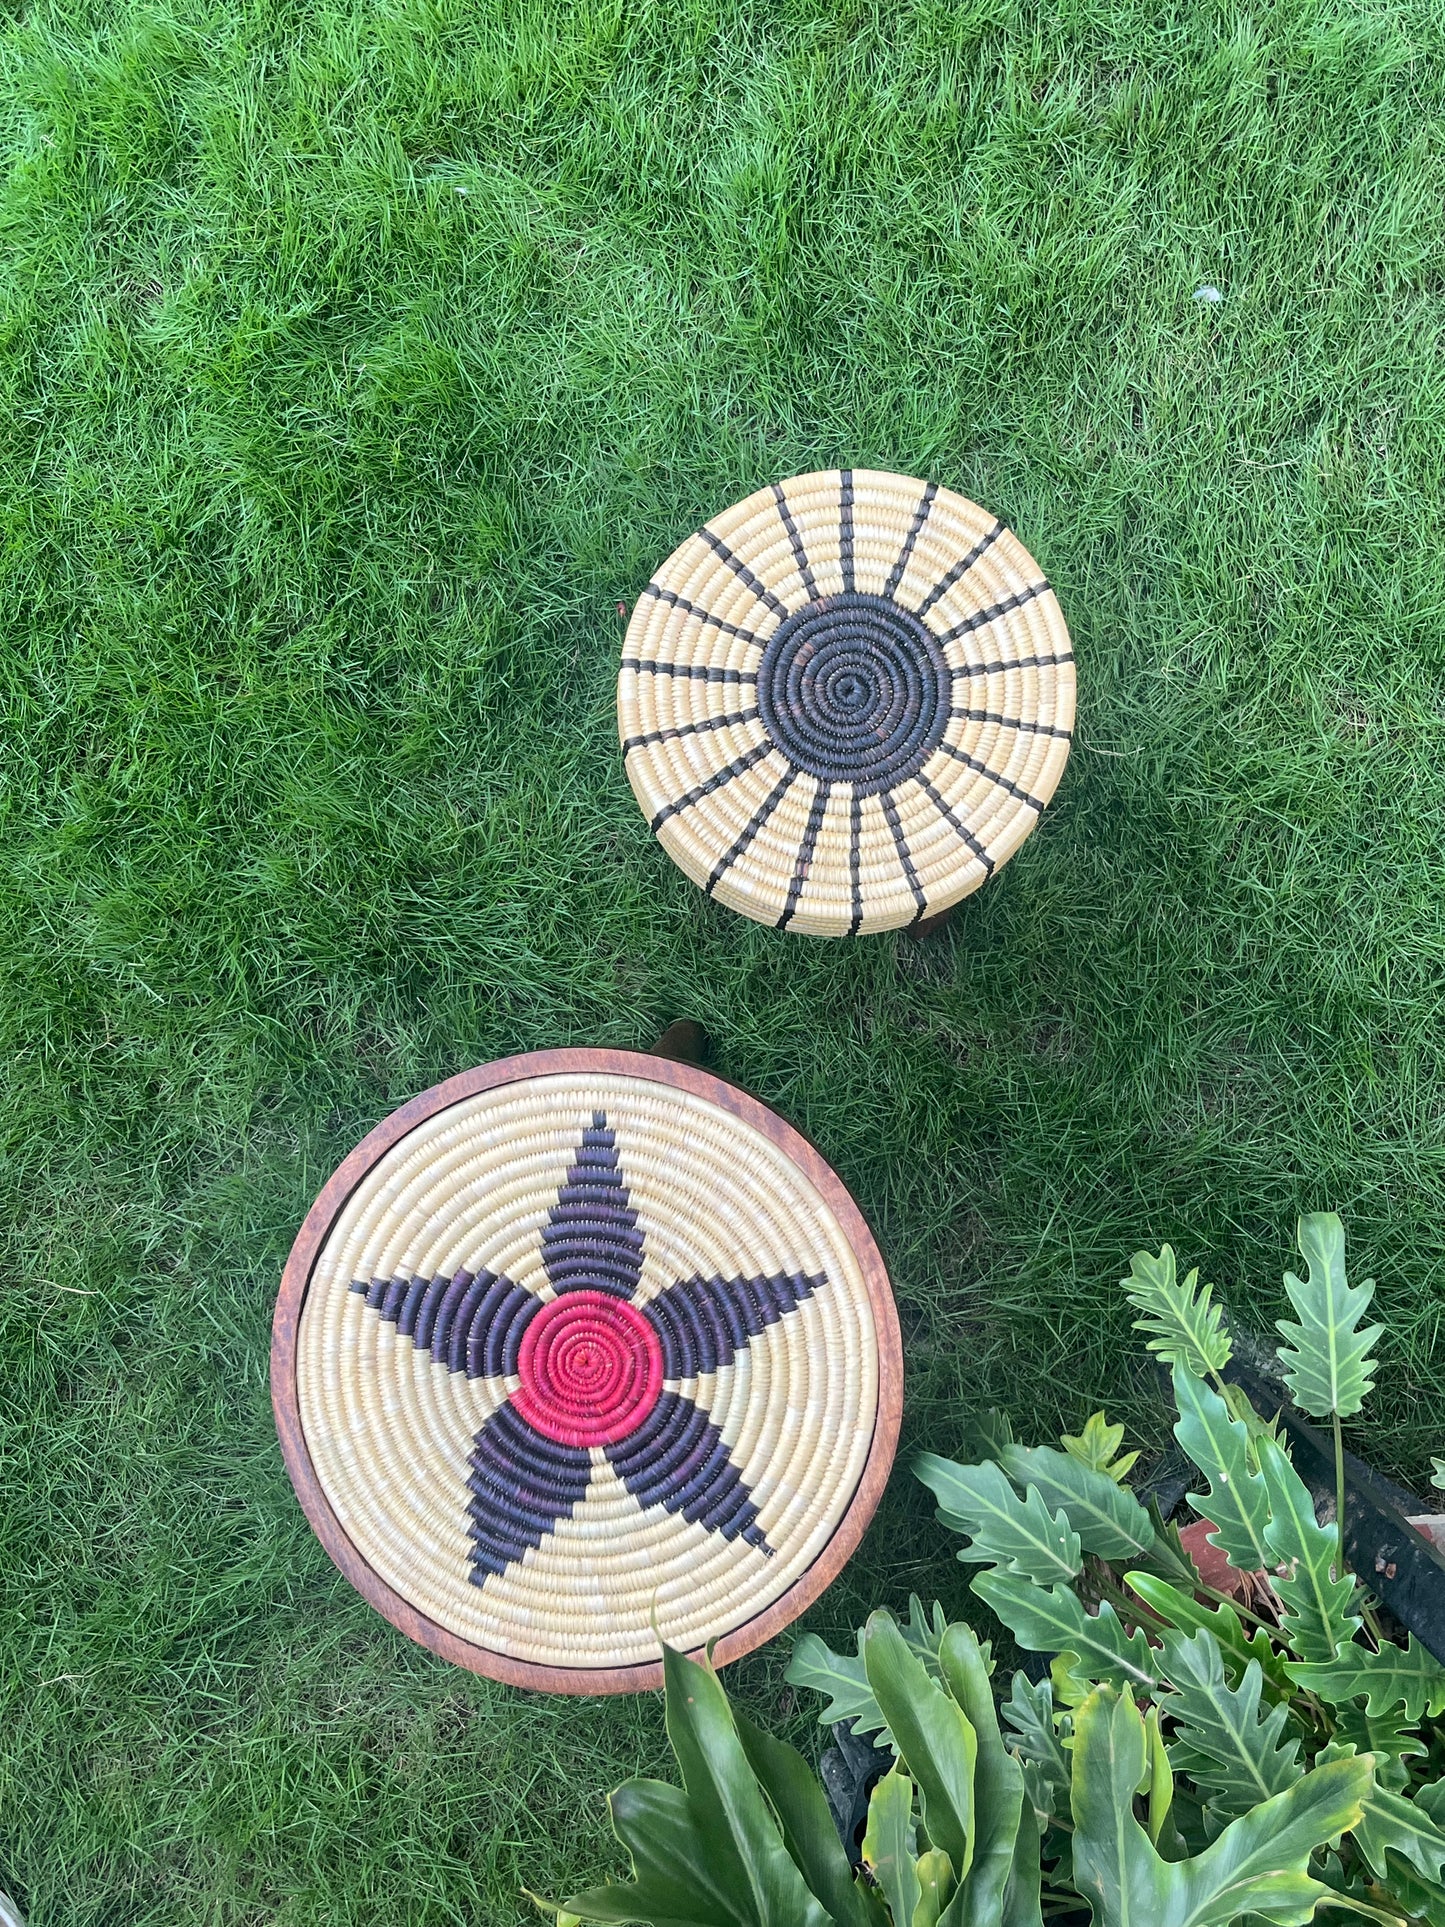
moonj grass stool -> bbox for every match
[271,1046,901,1693]
[620,469,1075,935]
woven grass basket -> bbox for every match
[620,469,1075,935]
[272,1050,902,1694]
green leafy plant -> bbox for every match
[541,1617,1374,1927]
[1276,1215,1382,1585]
[791,1213,1445,1924]
[538,1621,1043,1926]
[546,1212,1445,1927]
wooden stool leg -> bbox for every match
[904,904,956,942]
[649,1019,711,1065]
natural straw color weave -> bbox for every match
[620,469,1074,935]
[274,1054,899,1691]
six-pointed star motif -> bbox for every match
[350,1112,826,1583]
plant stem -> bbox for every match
[1098,1577,1169,1630]
[1333,1409,1348,1583]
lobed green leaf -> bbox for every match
[970,1572,1160,1694]
[1256,1434,1362,1662]
[1000,1674,1071,1823]
[1123,1573,1293,1701]
[1285,1634,1445,1723]
[1344,1775,1445,1888]
[1156,1629,1302,1822]
[1275,1212,1381,1421]
[914,1455,1082,1586]
[1365,1858,1445,1926]
[958,1408,1017,1463]
[1331,1698,1424,1791]
[1124,1245,1231,1380]
[998,1442,1156,1566]
[1171,1363,1272,1576]
[1070,1685,1371,1927]
[1061,1410,1139,1484]
[785,1597,956,1745]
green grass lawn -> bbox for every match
[4,0,1445,1917]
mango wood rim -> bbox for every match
[271,1047,903,1694]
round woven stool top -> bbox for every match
[620,469,1075,935]
[271,1050,901,1693]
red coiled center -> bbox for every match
[512,1290,663,1447]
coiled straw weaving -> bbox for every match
[272,1050,902,1693]
[620,469,1075,935]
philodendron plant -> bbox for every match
[787,1211,1445,1924]
[539,1213,1445,1926]
[540,1621,1371,1927]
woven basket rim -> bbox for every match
[271,1047,903,1694]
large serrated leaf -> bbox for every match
[1275,1212,1381,1420]
[786,1631,887,1738]
[1256,1433,1362,1661]
[1349,1780,1445,1887]
[786,1598,955,1745]
[1309,1854,1422,1926]
[1000,1674,1071,1823]
[1157,1629,1302,1821]
[998,1443,1156,1565]
[1170,1363,1273,1575]
[1285,1634,1445,1723]
[1124,1245,1231,1378]
[1069,1685,1371,1927]
[1124,1573,1294,1701]
[1332,1698,1424,1791]
[1369,1858,1445,1926]
[970,1572,1160,1693]
[914,1455,1082,1585]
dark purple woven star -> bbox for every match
[350,1113,826,1585]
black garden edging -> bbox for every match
[819,1717,892,1866]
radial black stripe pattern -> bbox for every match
[621,471,1072,933]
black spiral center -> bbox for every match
[756,593,949,794]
